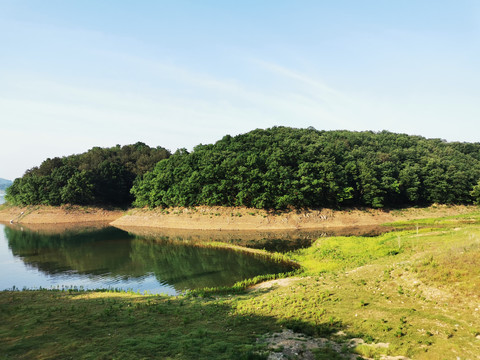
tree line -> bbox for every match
[6,127,480,209]
[132,127,480,209]
[6,142,170,207]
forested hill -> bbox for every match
[6,143,170,207]
[6,128,480,209]
[132,127,480,209]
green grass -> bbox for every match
[287,230,411,274]
[2,211,480,359]
[236,221,480,359]
[384,210,480,227]
[0,290,278,359]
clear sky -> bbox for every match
[1,0,479,180]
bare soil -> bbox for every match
[0,204,475,230]
[0,205,123,224]
[111,205,475,230]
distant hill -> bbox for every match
[0,178,12,191]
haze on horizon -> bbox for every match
[1,0,479,180]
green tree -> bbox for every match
[6,143,170,207]
[60,170,94,204]
[131,127,480,210]
[470,180,480,205]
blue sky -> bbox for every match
[1,0,479,180]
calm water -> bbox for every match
[0,224,295,295]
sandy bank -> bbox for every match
[0,205,124,224]
[110,205,476,230]
[1,204,476,230]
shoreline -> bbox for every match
[112,204,478,230]
[0,204,124,225]
[0,203,477,230]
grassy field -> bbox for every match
[1,210,480,359]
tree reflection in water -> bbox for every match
[3,224,293,293]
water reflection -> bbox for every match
[0,220,396,294]
[115,224,394,253]
[0,224,293,294]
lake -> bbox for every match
[0,223,298,295]
[0,198,393,294]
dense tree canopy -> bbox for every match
[132,127,480,209]
[7,128,480,209]
[6,142,170,207]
